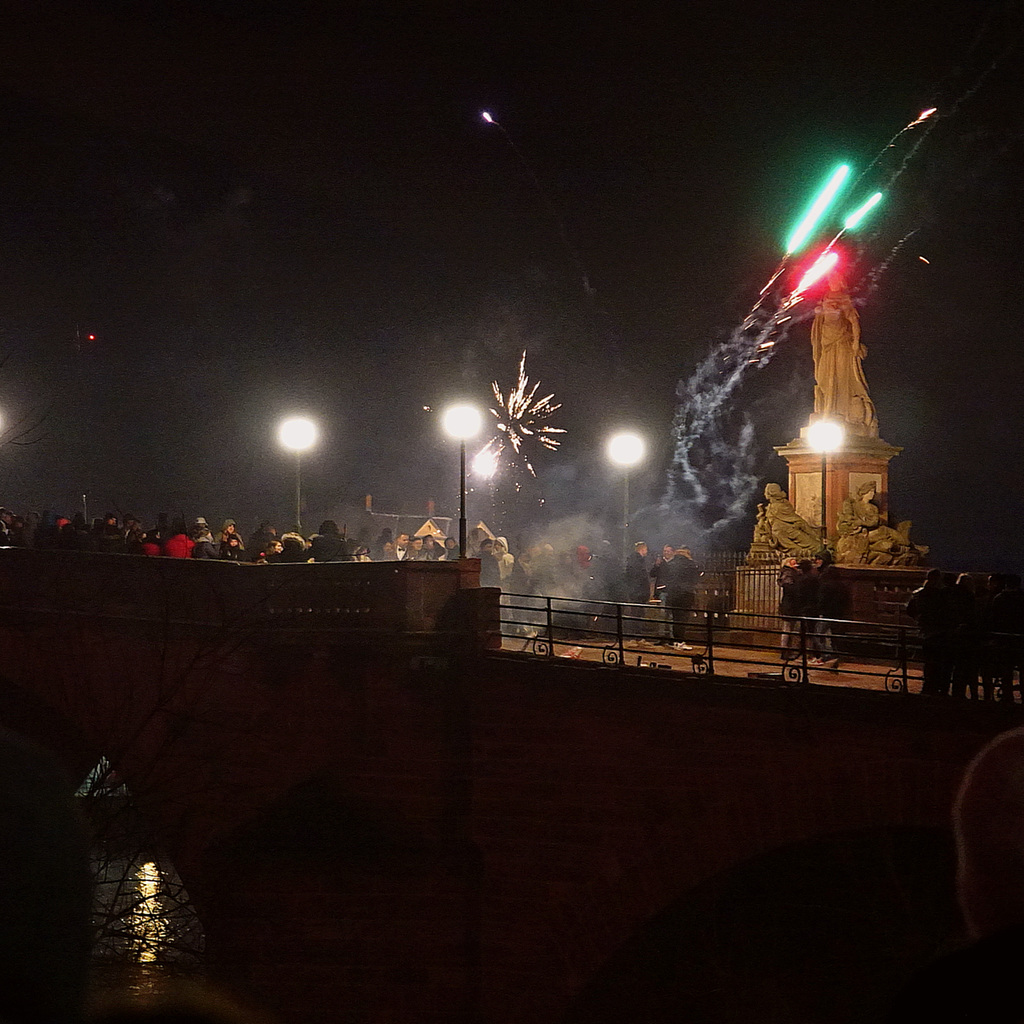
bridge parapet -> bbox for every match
[0,548,498,648]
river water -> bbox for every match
[79,761,205,997]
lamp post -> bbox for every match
[807,419,845,542]
[278,416,318,534]
[606,431,646,568]
[442,404,483,558]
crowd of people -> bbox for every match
[0,508,643,594]
[6,506,1021,697]
[906,568,1024,700]
[777,556,853,667]
[0,506,649,584]
[0,508,372,563]
[624,542,701,647]
[776,555,1024,697]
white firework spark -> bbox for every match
[476,351,565,479]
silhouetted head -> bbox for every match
[955,728,1024,939]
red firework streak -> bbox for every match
[791,248,840,298]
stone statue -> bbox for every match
[752,503,771,546]
[744,502,781,565]
[811,274,878,437]
[835,480,927,566]
[761,483,822,558]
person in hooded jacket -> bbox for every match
[273,533,310,563]
[220,519,245,553]
[493,537,516,586]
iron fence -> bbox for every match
[499,591,921,692]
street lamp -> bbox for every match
[807,419,845,542]
[442,404,483,558]
[607,431,646,567]
[278,416,318,534]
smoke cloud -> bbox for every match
[658,307,810,551]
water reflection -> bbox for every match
[129,861,165,963]
[80,757,204,998]
[93,853,203,965]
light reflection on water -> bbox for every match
[129,861,165,964]
[81,759,204,994]
[92,853,204,967]
[91,854,205,999]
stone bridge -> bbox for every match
[0,548,1017,1024]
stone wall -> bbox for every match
[0,552,1017,1024]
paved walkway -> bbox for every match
[500,634,922,694]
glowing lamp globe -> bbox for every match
[607,432,645,467]
[278,417,318,452]
[443,404,483,441]
[807,419,845,453]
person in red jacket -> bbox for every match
[140,529,162,557]
[161,519,194,558]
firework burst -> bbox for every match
[477,351,565,480]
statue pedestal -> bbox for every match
[774,432,903,540]
[733,562,926,630]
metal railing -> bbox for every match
[498,592,922,692]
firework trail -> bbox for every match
[933,0,1020,122]
[851,2,1018,200]
[857,107,939,185]
[746,108,935,313]
[863,228,919,294]
[661,7,1018,544]
[476,350,565,485]
[481,110,596,298]
[880,118,940,192]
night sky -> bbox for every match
[0,1,1021,569]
